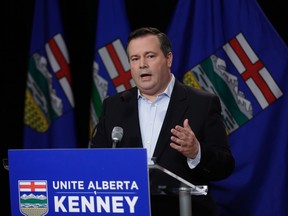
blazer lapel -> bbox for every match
[153,81,189,159]
[122,87,143,147]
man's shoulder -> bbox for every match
[104,87,137,102]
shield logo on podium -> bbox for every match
[18,180,48,216]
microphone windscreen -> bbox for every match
[111,126,123,141]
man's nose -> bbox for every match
[139,58,148,68]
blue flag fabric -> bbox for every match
[23,0,77,148]
[89,0,132,135]
[167,0,288,215]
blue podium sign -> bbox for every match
[8,148,151,216]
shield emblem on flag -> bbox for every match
[18,180,48,216]
[183,32,283,134]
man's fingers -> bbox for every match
[171,128,181,138]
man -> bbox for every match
[91,27,235,216]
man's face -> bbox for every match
[127,35,172,98]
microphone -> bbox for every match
[111,126,123,148]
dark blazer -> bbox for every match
[92,80,235,216]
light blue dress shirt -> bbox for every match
[138,74,201,168]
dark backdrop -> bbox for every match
[1,0,287,214]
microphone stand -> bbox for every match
[112,139,119,148]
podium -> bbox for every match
[7,149,207,216]
[8,148,151,216]
[149,163,207,216]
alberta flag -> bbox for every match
[167,0,288,215]
[89,0,132,137]
[23,0,77,148]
